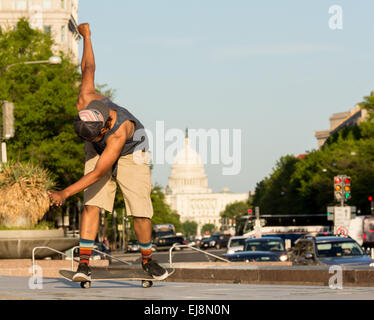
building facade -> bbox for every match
[315,104,368,149]
[0,0,79,63]
[165,134,249,236]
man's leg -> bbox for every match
[133,217,168,280]
[72,205,100,282]
[133,217,153,265]
[79,205,101,263]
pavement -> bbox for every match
[1,275,374,300]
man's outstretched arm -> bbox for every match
[76,23,105,111]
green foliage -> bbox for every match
[201,223,216,235]
[150,185,182,232]
[182,220,198,237]
[220,200,250,224]
[0,19,83,202]
[0,220,55,230]
[252,117,374,215]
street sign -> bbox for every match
[334,206,352,235]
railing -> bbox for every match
[70,246,132,267]
[31,247,78,278]
[168,243,230,266]
[31,246,132,278]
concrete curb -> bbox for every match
[1,260,374,287]
[167,265,374,287]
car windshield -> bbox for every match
[316,241,364,258]
[245,240,284,252]
[230,239,246,247]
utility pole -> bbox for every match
[0,101,15,169]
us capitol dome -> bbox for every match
[165,130,249,235]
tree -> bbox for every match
[0,19,83,201]
[150,185,182,232]
[252,155,303,214]
[220,201,250,222]
[201,224,216,235]
[182,221,198,237]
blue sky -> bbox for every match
[79,0,374,193]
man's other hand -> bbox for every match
[78,23,91,38]
[48,190,68,207]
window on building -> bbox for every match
[0,0,2,10]
[11,0,15,9]
[43,0,51,9]
[17,0,27,10]
[44,25,51,34]
[61,25,66,42]
[61,0,65,9]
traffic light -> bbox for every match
[344,176,351,200]
[248,209,253,215]
[334,176,344,201]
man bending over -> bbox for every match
[49,23,168,282]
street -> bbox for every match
[1,275,374,300]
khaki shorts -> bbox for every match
[83,142,153,218]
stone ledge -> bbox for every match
[0,259,109,278]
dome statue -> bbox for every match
[167,129,212,195]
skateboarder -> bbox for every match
[49,23,168,282]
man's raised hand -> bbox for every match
[78,23,91,38]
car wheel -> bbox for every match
[216,244,221,250]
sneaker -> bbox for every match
[142,260,169,281]
[72,263,92,282]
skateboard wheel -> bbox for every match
[142,280,153,288]
[81,281,91,289]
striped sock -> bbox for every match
[79,239,94,266]
[139,242,153,265]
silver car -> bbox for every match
[226,236,247,254]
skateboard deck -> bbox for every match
[59,268,175,288]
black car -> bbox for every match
[224,251,281,262]
[289,235,373,266]
[200,234,230,250]
[153,235,186,251]
[262,233,306,248]
[244,237,289,262]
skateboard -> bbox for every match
[68,17,82,40]
[59,268,175,289]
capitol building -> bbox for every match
[165,133,249,235]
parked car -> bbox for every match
[153,235,186,251]
[262,233,307,249]
[289,235,373,266]
[200,234,230,250]
[244,237,289,262]
[126,239,140,253]
[185,236,198,247]
[224,251,281,262]
[226,236,247,254]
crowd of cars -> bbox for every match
[123,230,374,267]
[223,232,374,266]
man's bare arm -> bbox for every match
[48,121,135,206]
[76,23,105,111]
[62,134,127,198]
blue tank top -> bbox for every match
[92,98,149,157]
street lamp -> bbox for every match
[3,56,62,72]
[0,56,62,168]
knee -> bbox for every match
[84,206,101,215]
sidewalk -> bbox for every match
[1,259,374,287]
